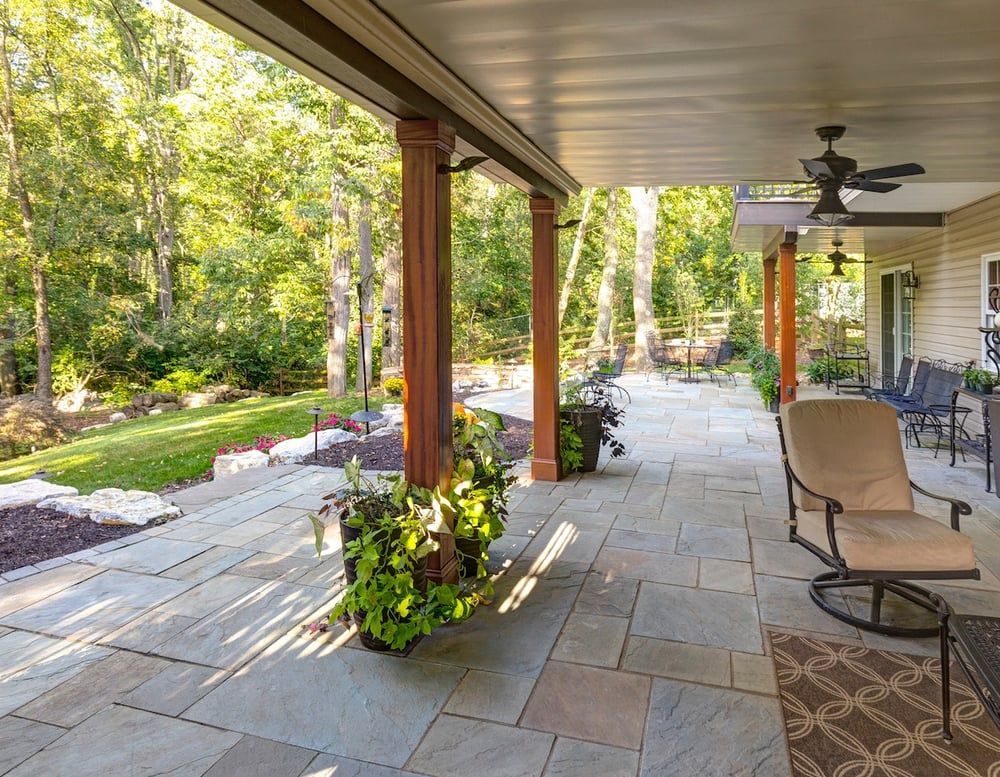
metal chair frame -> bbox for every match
[777,414,977,638]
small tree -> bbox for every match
[672,267,703,340]
[727,271,760,357]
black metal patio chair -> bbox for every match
[864,354,913,400]
[589,342,631,403]
[698,341,737,385]
[778,398,977,638]
[645,332,684,382]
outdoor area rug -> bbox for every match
[770,631,1000,777]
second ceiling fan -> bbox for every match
[797,239,872,277]
[780,125,926,226]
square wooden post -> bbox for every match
[763,255,776,350]
[530,197,562,481]
[396,119,458,584]
[779,242,797,404]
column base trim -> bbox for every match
[531,457,562,482]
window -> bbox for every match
[982,253,1000,367]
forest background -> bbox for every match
[0,0,863,407]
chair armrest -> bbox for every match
[910,480,972,530]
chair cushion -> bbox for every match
[780,399,914,513]
[796,509,976,572]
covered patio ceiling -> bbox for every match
[175,0,1000,195]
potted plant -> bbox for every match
[596,357,616,374]
[308,459,472,651]
[964,368,996,393]
[452,404,515,578]
[748,346,781,412]
[559,381,626,472]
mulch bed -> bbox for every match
[0,505,147,574]
[304,412,533,471]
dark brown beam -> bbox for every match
[734,201,944,229]
[179,0,573,203]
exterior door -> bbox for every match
[880,268,913,381]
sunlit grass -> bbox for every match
[0,390,385,493]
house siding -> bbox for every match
[865,192,1000,378]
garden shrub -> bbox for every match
[383,376,404,396]
[0,397,70,461]
[804,357,853,385]
[314,412,363,434]
[152,368,213,395]
[727,302,760,358]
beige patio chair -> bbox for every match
[777,399,978,637]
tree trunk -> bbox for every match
[557,188,594,328]
[0,274,18,397]
[326,100,351,397]
[589,188,620,351]
[356,198,374,391]
[381,200,402,371]
[153,184,174,320]
[0,21,51,401]
[630,186,660,370]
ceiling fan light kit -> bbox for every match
[791,125,926,225]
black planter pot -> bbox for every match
[768,396,780,414]
[562,407,602,472]
[338,510,426,651]
[455,535,486,578]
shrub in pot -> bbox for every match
[748,346,781,412]
[452,404,515,578]
[309,459,474,651]
[559,381,626,473]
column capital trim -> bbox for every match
[396,119,456,152]
[529,196,559,216]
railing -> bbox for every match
[733,183,815,202]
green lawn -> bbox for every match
[0,391,384,493]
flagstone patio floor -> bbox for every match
[2,376,1000,776]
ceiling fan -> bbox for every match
[757,126,926,226]
[797,239,872,277]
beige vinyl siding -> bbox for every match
[865,192,1000,379]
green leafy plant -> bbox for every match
[452,404,515,579]
[747,346,781,410]
[596,357,615,374]
[309,459,476,650]
[804,357,853,385]
[561,381,626,459]
[151,368,213,395]
[560,419,584,472]
[383,376,404,397]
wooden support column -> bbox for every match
[530,197,562,482]
[778,242,797,404]
[763,255,776,350]
[396,119,457,584]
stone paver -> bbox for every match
[202,735,316,777]
[407,715,553,777]
[443,669,535,724]
[551,612,629,667]
[122,661,230,716]
[7,704,241,776]
[676,523,750,561]
[92,537,213,574]
[0,716,65,774]
[521,660,650,749]
[641,679,789,777]
[544,738,639,777]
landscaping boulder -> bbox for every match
[131,391,178,409]
[214,449,270,479]
[180,392,217,409]
[109,411,127,423]
[0,479,79,510]
[38,488,182,526]
[364,426,399,439]
[151,402,180,413]
[269,428,358,463]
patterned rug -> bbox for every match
[770,631,1000,777]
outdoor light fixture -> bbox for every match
[807,186,854,227]
[350,281,383,435]
[382,305,392,352]
[306,405,324,459]
[901,270,920,300]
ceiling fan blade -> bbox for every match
[739,179,812,184]
[853,162,925,180]
[799,158,834,179]
[843,180,901,193]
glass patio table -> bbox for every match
[668,339,707,383]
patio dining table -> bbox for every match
[669,339,708,383]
